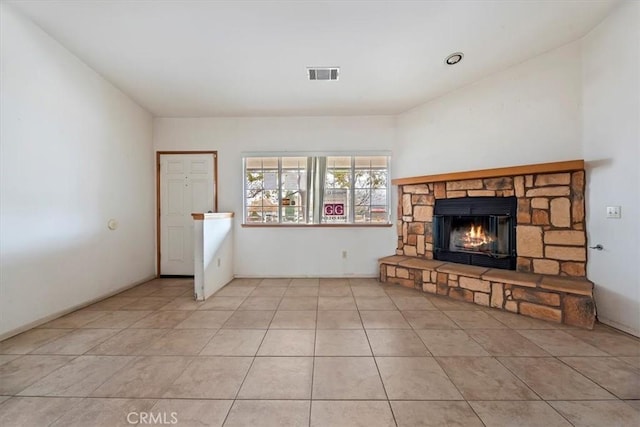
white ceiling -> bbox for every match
[9,0,619,117]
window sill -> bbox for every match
[241,223,393,228]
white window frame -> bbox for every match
[242,151,392,226]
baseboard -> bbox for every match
[598,316,640,338]
[0,274,157,341]
[232,274,378,279]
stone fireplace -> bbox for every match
[379,160,596,329]
[396,161,586,277]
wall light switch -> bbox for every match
[606,206,621,219]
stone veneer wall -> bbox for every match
[397,169,587,277]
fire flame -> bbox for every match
[462,224,493,248]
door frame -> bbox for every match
[156,151,218,276]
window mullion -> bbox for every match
[349,156,355,223]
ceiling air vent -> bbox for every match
[308,67,339,81]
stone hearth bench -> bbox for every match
[379,255,596,329]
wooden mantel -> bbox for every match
[391,160,584,186]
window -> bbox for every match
[243,154,390,225]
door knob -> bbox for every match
[589,244,604,251]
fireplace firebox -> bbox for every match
[433,197,517,270]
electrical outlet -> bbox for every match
[606,206,621,219]
[342,250,347,259]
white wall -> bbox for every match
[582,1,639,336]
[395,41,583,178]
[0,4,155,338]
[154,117,397,277]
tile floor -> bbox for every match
[1,277,639,426]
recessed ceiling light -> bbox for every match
[445,52,464,65]
[308,67,339,81]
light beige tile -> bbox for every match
[258,330,315,356]
[0,395,9,404]
[417,330,489,356]
[498,357,614,400]
[129,310,191,328]
[319,285,352,297]
[377,356,462,400]
[312,357,386,400]
[315,330,371,356]
[151,399,232,427]
[391,401,483,427]
[223,311,275,329]
[0,355,19,366]
[160,297,206,311]
[38,310,109,329]
[118,285,161,297]
[367,329,430,356]
[164,356,252,399]
[238,296,282,310]
[311,400,395,427]
[0,397,82,426]
[318,296,357,310]
[82,310,152,329]
[270,310,316,329]
[566,329,640,356]
[517,329,608,356]
[285,286,319,296]
[120,297,174,310]
[487,310,559,329]
[200,329,266,356]
[238,356,313,399]
[444,310,508,329]
[469,401,572,427]
[91,356,192,398]
[259,278,292,287]
[560,356,640,399]
[31,329,119,355]
[549,401,640,427]
[618,356,640,370]
[198,296,246,311]
[141,329,217,355]
[360,310,411,329]
[278,296,318,310]
[467,329,550,356]
[427,296,478,311]
[319,278,349,286]
[626,400,640,412]
[351,286,387,297]
[0,355,74,394]
[87,329,168,355]
[437,356,538,400]
[18,355,134,397]
[225,400,310,427]
[50,397,156,427]
[290,278,319,287]
[349,278,380,287]
[402,311,459,329]
[317,311,363,329]
[390,296,437,310]
[250,287,287,297]
[228,278,261,287]
[355,296,396,310]
[384,286,423,297]
[85,297,139,311]
[0,329,70,354]
[215,286,255,297]
[175,310,234,329]
[148,287,191,297]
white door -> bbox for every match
[160,153,215,275]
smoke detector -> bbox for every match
[307,67,339,81]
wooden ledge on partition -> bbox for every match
[391,159,585,186]
[191,212,235,220]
